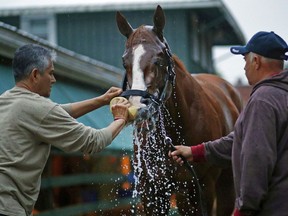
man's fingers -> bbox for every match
[171,155,183,165]
[171,148,180,156]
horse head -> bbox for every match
[116,5,175,120]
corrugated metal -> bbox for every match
[164,10,190,69]
[0,4,245,73]
[0,0,227,16]
[0,21,124,89]
[57,9,191,71]
[56,7,242,73]
[57,11,124,68]
[0,0,245,45]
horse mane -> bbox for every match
[171,54,198,84]
[172,54,243,113]
[172,55,188,74]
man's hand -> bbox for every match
[101,87,123,105]
[110,98,130,124]
[110,97,138,122]
[169,145,194,165]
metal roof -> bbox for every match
[0,0,245,45]
[1,0,227,15]
[0,21,124,89]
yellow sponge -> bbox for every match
[127,105,138,120]
[110,97,138,121]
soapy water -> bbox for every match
[128,99,201,214]
[131,108,176,214]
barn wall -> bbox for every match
[56,9,192,71]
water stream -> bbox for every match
[127,90,202,215]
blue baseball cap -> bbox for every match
[230,31,288,60]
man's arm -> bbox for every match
[69,87,122,118]
[106,119,126,139]
[169,131,234,165]
[38,99,129,154]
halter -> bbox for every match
[120,47,175,105]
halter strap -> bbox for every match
[120,89,156,100]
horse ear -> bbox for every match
[152,5,165,41]
[116,11,133,38]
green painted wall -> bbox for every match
[56,9,192,71]
[0,9,201,74]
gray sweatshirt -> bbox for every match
[204,70,288,215]
[0,87,112,216]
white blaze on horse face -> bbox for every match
[130,44,147,108]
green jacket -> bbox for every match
[0,87,112,216]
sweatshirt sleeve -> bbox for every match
[191,132,234,167]
[37,104,112,154]
[203,132,234,167]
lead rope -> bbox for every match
[158,105,207,216]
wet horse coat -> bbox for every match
[116,5,242,216]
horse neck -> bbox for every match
[171,56,203,105]
[164,56,205,145]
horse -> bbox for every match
[116,5,242,216]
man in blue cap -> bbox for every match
[170,31,288,216]
[230,31,288,85]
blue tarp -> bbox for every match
[0,65,133,151]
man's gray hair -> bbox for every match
[12,44,57,82]
[250,52,284,69]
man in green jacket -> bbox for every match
[0,44,129,216]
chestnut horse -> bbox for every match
[116,5,242,216]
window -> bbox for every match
[20,14,57,44]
